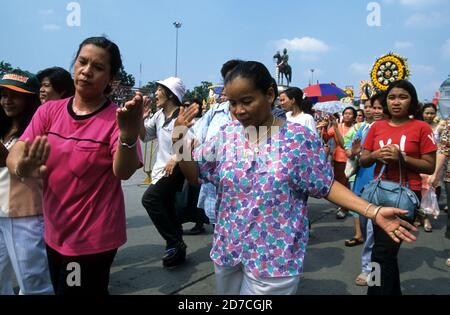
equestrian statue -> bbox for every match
[273,48,292,86]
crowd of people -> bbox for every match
[0,36,448,296]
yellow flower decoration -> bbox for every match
[371,53,410,91]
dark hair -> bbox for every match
[301,97,314,115]
[370,92,388,115]
[280,87,303,105]
[220,59,244,79]
[191,98,201,105]
[72,36,123,95]
[383,80,419,117]
[0,89,41,139]
[342,106,357,118]
[270,78,278,109]
[422,103,437,114]
[191,98,203,118]
[37,67,75,98]
[356,109,365,119]
[225,61,275,103]
[418,102,437,121]
[157,84,182,107]
[279,87,314,114]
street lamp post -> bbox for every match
[310,69,315,85]
[173,21,182,77]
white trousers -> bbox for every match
[0,215,54,295]
[214,263,300,295]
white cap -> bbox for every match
[156,77,186,104]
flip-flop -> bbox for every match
[345,238,364,247]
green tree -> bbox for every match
[117,65,135,87]
[0,61,14,76]
[140,81,158,96]
[140,81,158,113]
[184,81,212,103]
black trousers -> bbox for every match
[142,165,185,249]
[445,182,450,239]
[46,245,117,295]
[177,184,209,225]
[367,190,420,295]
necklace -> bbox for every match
[245,115,276,155]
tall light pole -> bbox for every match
[173,21,182,77]
[310,69,315,85]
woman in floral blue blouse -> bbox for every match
[173,61,417,295]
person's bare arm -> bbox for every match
[325,180,417,243]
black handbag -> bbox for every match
[361,154,419,220]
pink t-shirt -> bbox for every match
[20,97,142,256]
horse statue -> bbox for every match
[273,50,292,86]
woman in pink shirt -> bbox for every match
[7,37,143,295]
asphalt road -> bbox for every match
[109,170,450,295]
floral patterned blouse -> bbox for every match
[193,120,334,278]
[437,118,450,182]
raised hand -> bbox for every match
[16,136,50,178]
[351,138,362,156]
[142,95,152,119]
[316,120,329,129]
[374,207,417,243]
[117,92,144,143]
[172,103,199,143]
[330,115,339,129]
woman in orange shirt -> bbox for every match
[321,107,356,218]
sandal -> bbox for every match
[424,220,432,233]
[355,272,368,286]
[336,208,347,219]
[345,238,364,247]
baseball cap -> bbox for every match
[156,77,186,104]
[0,69,40,94]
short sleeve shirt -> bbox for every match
[20,97,143,256]
[193,121,333,277]
[362,119,437,191]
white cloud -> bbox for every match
[405,12,449,28]
[274,37,330,53]
[43,24,61,31]
[394,41,413,49]
[349,63,372,76]
[443,39,450,59]
[38,9,54,16]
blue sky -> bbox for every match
[1,0,449,101]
